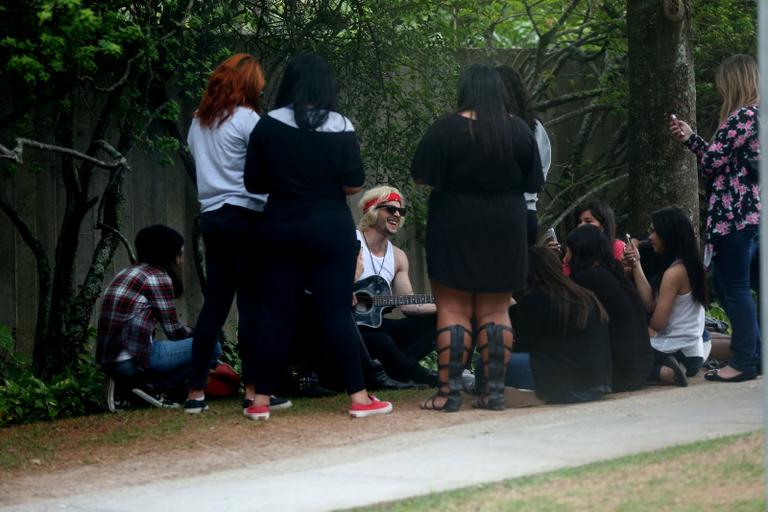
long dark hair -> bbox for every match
[650,207,709,306]
[566,224,642,309]
[274,53,339,130]
[456,64,513,157]
[574,200,618,243]
[135,225,184,298]
[495,65,537,131]
[525,246,608,334]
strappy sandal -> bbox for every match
[472,322,513,411]
[421,324,471,412]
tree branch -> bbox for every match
[542,173,629,231]
[535,88,605,112]
[0,138,123,169]
[98,223,137,263]
[80,55,136,93]
[544,104,612,128]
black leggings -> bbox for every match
[254,210,365,395]
[360,315,436,383]
[189,205,263,390]
[526,209,538,247]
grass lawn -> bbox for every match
[355,431,765,512]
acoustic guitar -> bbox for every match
[353,275,434,328]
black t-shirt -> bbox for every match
[512,289,612,402]
[244,108,365,220]
[572,266,653,391]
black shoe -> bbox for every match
[705,368,757,382]
[367,367,418,390]
[295,371,337,397]
[269,395,293,410]
[664,356,688,387]
[420,370,439,388]
[132,387,181,408]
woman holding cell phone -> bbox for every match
[624,207,709,386]
[669,54,760,382]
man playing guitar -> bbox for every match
[355,186,438,386]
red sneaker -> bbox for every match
[349,395,393,418]
[243,399,270,421]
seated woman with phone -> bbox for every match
[565,224,652,392]
[623,207,709,386]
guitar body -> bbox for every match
[352,275,435,328]
[353,275,392,328]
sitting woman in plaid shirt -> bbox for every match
[96,225,220,411]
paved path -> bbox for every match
[3,380,763,512]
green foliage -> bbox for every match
[0,354,103,427]
[0,324,102,427]
[690,1,757,135]
[706,302,731,335]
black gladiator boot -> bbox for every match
[421,324,471,412]
[473,322,513,411]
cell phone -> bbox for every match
[543,227,558,245]
[625,233,633,246]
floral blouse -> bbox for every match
[685,105,760,266]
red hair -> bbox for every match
[195,54,265,128]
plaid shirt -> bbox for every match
[96,264,192,368]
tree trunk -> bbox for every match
[626,0,698,235]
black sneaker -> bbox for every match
[131,387,181,408]
[664,356,689,387]
[269,395,293,410]
[184,398,209,414]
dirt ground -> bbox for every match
[0,379,706,505]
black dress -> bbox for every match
[410,114,543,292]
[572,266,653,392]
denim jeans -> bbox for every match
[505,352,535,389]
[105,339,221,397]
[712,225,761,373]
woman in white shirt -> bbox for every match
[625,207,709,386]
[185,54,288,416]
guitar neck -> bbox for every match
[372,294,434,307]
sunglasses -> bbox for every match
[376,204,407,216]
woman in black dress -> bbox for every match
[411,64,544,411]
[565,225,652,392]
[244,53,392,420]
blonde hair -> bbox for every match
[358,186,405,231]
[715,54,760,125]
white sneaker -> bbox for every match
[462,369,476,393]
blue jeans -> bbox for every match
[506,352,535,389]
[712,225,760,373]
[106,339,221,397]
